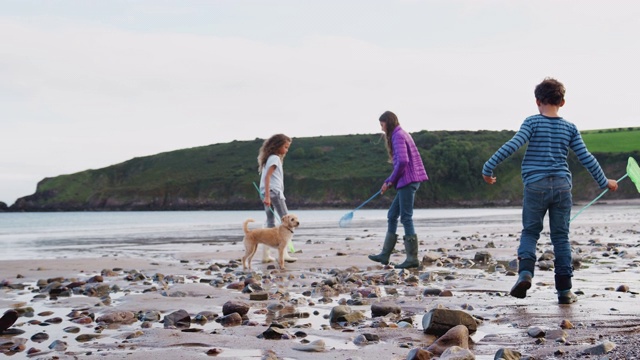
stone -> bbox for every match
[474,251,493,264]
[216,312,243,327]
[222,300,250,317]
[353,333,380,345]
[30,332,49,343]
[559,319,574,329]
[48,340,68,351]
[163,309,191,329]
[329,305,365,324]
[426,325,469,355]
[527,326,545,338]
[439,346,475,360]
[537,261,554,271]
[423,288,442,296]
[249,291,269,301]
[494,348,521,360]
[96,311,137,325]
[371,302,401,318]
[293,339,326,352]
[406,348,433,360]
[582,341,616,355]
[194,311,218,323]
[0,310,18,333]
[84,283,111,297]
[138,310,161,322]
[616,284,629,292]
[545,329,567,341]
[261,324,291,340]
[422,309,477,336]
[75,334,103,342]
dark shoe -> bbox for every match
[510,271,532,299]
[395,235,419,269]
[368,233,398,265]
[558,290,578,304]
[555,274,577,304]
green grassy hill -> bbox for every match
[581,127,640,153]
[9,128,640,211]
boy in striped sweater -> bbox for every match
[482,78,618,304]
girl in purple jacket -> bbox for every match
[369,111,429,269]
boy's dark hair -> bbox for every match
[534,77,565,105]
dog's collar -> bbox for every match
[284,226,294,234]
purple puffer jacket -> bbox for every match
[385,126,429,189]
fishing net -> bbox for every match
[338,190,381,228]
[627,156,640,192]
[571,156,640,222]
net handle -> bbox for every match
[570,173,628,223]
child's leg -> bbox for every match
[265,204,276,228]
[270,195,296,262]
[511,179,548,298]
[518,181,548,269]
[368,193,401,265]
[398,183,419,236]
[386,194,400,235]
[261,194,280,263]
[270,194,289,220]
[548,177,576,304]
[395,183,420,269]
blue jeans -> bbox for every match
[265,191,288,228]
[519,176,573,276]
[387,182,420,236]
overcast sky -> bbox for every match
[2,1,639,205]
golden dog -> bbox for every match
[242,214,300,271]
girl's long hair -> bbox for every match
[379,111,399,162]
[257,134,292,174]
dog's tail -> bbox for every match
[243,219,255,235]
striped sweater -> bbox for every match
[482,114,608,189]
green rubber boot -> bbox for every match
[395,235,420,269]
[368,233,398,265]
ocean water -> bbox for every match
[0,208,525,261]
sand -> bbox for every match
[1,200,640,359]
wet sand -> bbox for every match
[1,200,640,359]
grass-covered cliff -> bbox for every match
[9,128,640,211]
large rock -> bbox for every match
[495,348,521,360]
[426,325,469,355]
[422,309,477,336]
[0,310,18,333]
[329,305,365,324]
[163,309,191,329]
[439,346,475,360]
[582,341,616,355]
[406,348,433,359]
[222,300,250,317]
[371,302,401,318]
[216,312,243,327]
[96,311,137,325]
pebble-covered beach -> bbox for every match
[1,201,640,359]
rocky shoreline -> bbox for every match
[1,202,640,359]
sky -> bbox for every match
[2,0,640,205]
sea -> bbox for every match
[0,208,526,261]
